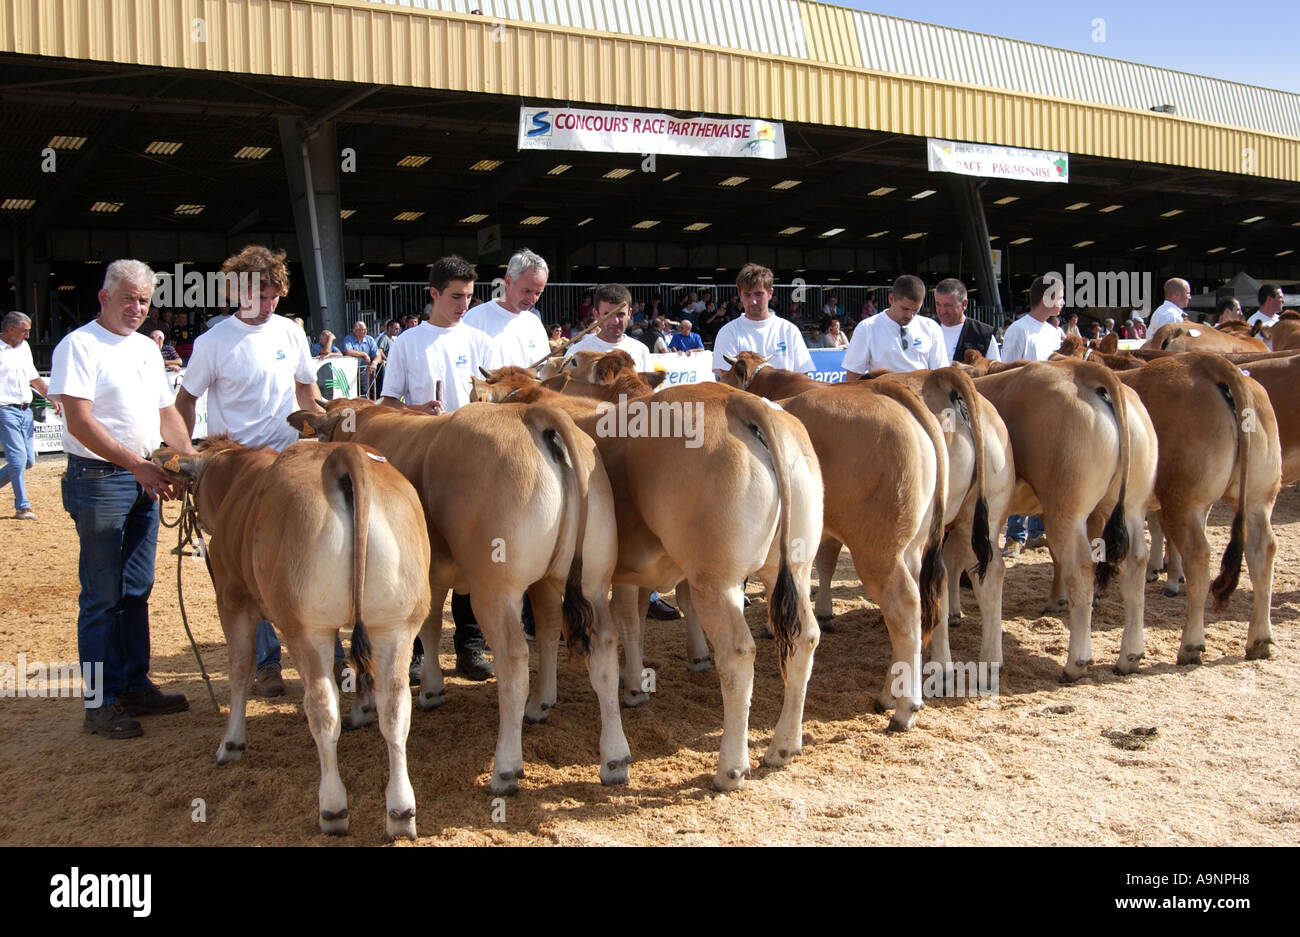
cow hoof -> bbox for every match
[763,746,801,768]
[687,656,712,673]
[601,754,632,786]
[621,689,650,708]
[712,767,749,792]
[416,690,445,711]
[1113,654,1143,676]
[490,772,520,796]
[385,808,417,842]
[1161,586,1181,598]
[816,616,836,634]
[886,711,917,733]
[1245,639,1275,661]
[319,808,349,836]
[1177,645,1205,666]
[215,740,245,765]
[1145,570,1161,583]
[1041,599,1069,616]
[948,613,964,627]
[522,710,548,725]
[872,697,890,715]
[1058,669,1082,684]
[344,704,377,731]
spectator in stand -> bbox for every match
[311,329,342,358]
[724,293,743,321]
[375,319,401,395]
[861,297,877,320]
[647,295,665,321]
[577,292,594,322]
[342,321,382,396]
[1131,318,1147,340]
[668,319,704,354]
[641,316,670,354]
[629,301,648,337]
[823,317,849,349]
[786,301,803,323]
[1099,318,1115,338]
[805,325,825,348]
[561,319,575,339]
[822,295,842,322]
[148,330,183,371]
[1063,312,1082,338]
[548,324,566,353]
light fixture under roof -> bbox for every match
[771,179,802,190]
[547,164,572,176]
[339,209,356,219]
[387,262,404,268]
[469,159,503,171]
[911,189,937,200]
[1064,201,1090,211]
[1098,204,1123,213]
[173,203,205,215]
[1277,249,1294,257]
[1160,209,1183,218]
[1009,236,1032,245]
[393,210,424,222]
[819,227,845,238]
[778,226,805,235]
[397,155,431,168]
[867,186,895,197]
[1156,243,1178,251]
[577,217,594,226]
[683,222,711,231]
[146,141,183,155]
[718,176,749,187]
[603,168,634,180]
[57,284,76,291]
[234,146,272,160]
[520,215,548,225]
[1206,247,1226,254]
[994,196,1019,205]
[902,232,926,240]
[1073,239,1094,248]
[631,220,660,229]
[1241,215,1265,224]
[90,201,123,213]
[459,213,489,223]
[867,229,889,238]
[48,135,87,150]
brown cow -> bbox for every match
[1231,353,1300,485]
[151,438,432,839]
[293,398,631,795]
[1143,321,1268,353]
[472,357,826,789]
[1262,311,1300,351]
[973,360,1159,681]
[1113,355,1281,663]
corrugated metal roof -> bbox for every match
[363,0,1299,138]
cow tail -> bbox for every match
[1193,356,1251,609]
[726,393,802,677]
[1083,363,1131,591]
[928,367,992,580]
[867,382,949,647]
[324,443,375,693]
[523,405,593,661]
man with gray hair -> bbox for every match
[49,260,197,739]
[1,311,60,519]
[934,278,1000,365]
[464,247,550,367]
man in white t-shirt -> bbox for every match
[1148,277,1190,333]
[382,256,499,414]
[565,283,652,372]
[49,259,197,739]
[464,247,550,368]
[933,277,1000,366]
[1248,283,1285,330]
[175,245,330,697]
[999,275,1065,558]
[843,275,950,377]
[1,311,60,520]
[712,263,815,377]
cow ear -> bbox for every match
[594,357,621,385]
[151,446,208,479]
[641,370,668,389]
[469,376,490,401]
[1099,332,1119,354]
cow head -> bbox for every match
[151,436,245,480]
[536,356,567,382]
[287,397,374,441]
[719,351,770,390]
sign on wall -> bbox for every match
[928,138,1069,183]
[519,107,787,159]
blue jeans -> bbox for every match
[61,455,159,709]
[1006,514,1045,545]
[0,405,35,511]
[255,621,345,671]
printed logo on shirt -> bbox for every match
[455,354,468,367]
[275,350,286,361]
[912,337,923,348]
[776,341,788,353]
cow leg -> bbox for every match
[859,553,924,731]
[614,584,650,707]
[1114,506,1150,675]
[524,582,562,723]
[688,580,755,791]
[1045,543,1070,614]
[371,620,418,840]
[945,523,1007,685]
[757,564,820,770]
[416,587,449,711]
[1163,506,1211,665]
[677,580,712,672]
[1146,511,1166,581]
[585,587,632,786]
[942,530,964,624]
[215,602,256,765]
[473,593,529,796]
[813,537,842,627]
[286,630,348,835]
[1243,503,1277,660]
[1051,519,1096,682]
[1164,540,1186,595]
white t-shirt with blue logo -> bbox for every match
[383,321,499,412]
[564,332,651,372]
[464,300,549,369]
[843,310,950,374]
[711,315,815,375]
[182,313,318,451]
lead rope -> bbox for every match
[160,483,221,713]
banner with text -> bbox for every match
[519,107,786,159]
[928,138,1069,184]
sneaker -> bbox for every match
[119,684,189,716]
[84,701,143,739]
[1026,534,1049,550]
[455,650,494,681]
[408,653,423,686]
[253,665,285,698]
[1001,541,1023,559]
[647,597,683,620]
[15,508,36,521]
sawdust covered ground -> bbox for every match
[1,454,1296,846]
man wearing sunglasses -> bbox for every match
[843,275,949,379]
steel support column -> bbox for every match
[279,117,346,336]
[947,176,1003,321]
